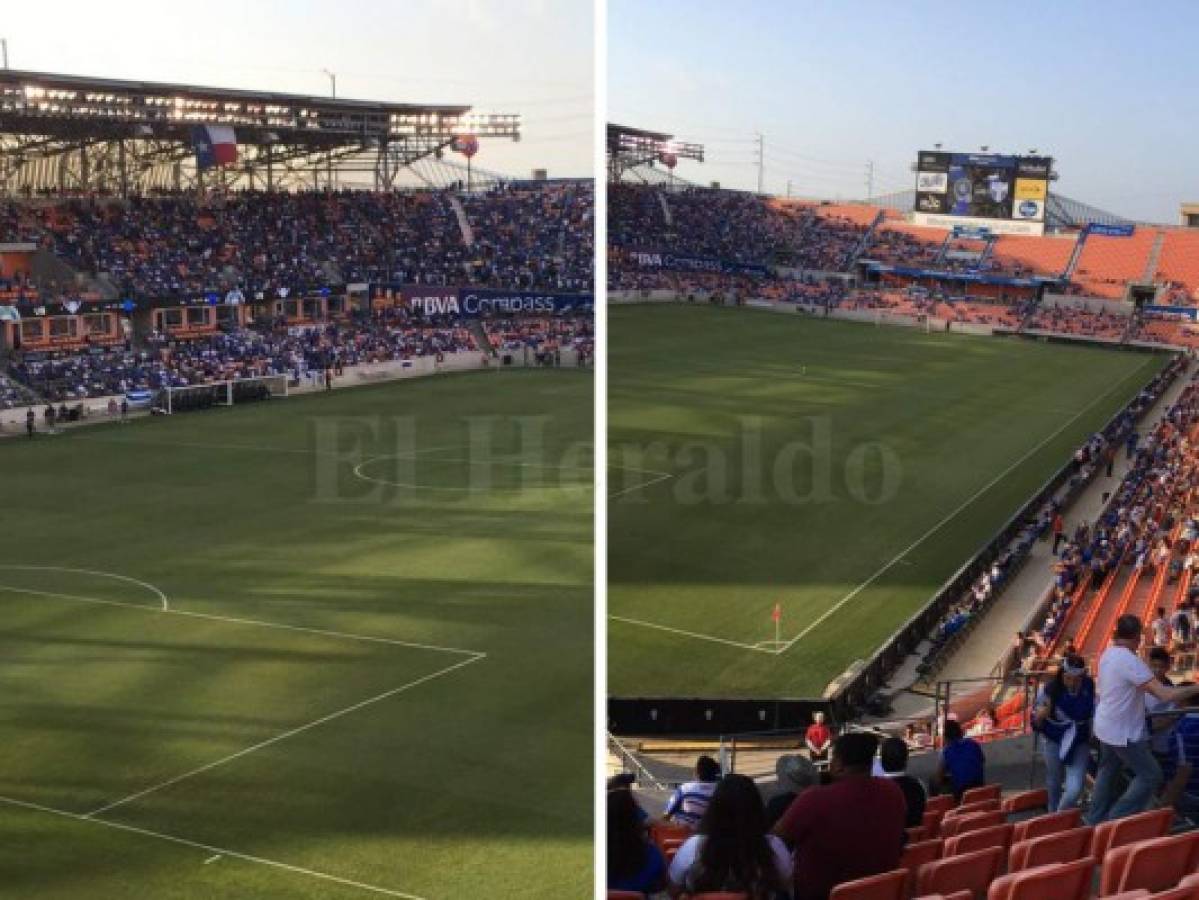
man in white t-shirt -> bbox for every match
[1087,615,1199,825]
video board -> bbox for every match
[913,150,1052,236]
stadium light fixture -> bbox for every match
[321,68,336,99]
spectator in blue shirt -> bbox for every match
[663,755,722,829]
[608,786,667,896]
[933,718,986,800]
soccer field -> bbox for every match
[608,304,1166,700]
[0,369,592,900]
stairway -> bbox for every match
[448,195,475,247]
[656,190,673,227]
[1142,230,1167,282]
[1063,231,1088,279]
[842,209,886,270]
[467,319,494,355]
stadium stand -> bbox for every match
[0,183,594,409]
[1071,229,1161,299]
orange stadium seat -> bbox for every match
[1072,229,1160,298]
[990,235,1076,278]
[960,785,1002,805]
[988,858,1095,900]
[940,811,1006,839]
[1089,808,1173,859]
[1154,230,1199,296]
[1000,789,1048,815]
[1011,808,1083,843]
[914,894,973,900]
[907,826,930,843]
[914,846,1004,900]
[942,823,1013,858]
[926,796,957,816]
[1007,825,1094,872]
[1098,832,1199,896]
[947,799,1001,819]
[830,869,909,900]
[901,838,945,894]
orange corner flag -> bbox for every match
[772,602,781,623]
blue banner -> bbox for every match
[866,263,1056,289]
[393,285,592,318]
[625,250,770,278]
[1144,305,1199,320]
[1084,223,1135,237]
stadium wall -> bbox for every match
[0,348,587,435]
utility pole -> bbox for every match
[756,132,764,195]
[865,159,874,201]
[2,39,8,70]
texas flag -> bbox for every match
[192,125,238,169]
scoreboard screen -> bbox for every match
[914,150,1051,235]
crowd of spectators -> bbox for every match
[8,310,477,400]
[461,182,593,292]
[1024,305,1129,340]
[1036,364,1195,655]
[609,727,996,900]
[483,315,594,362]
[608,185,865,277]
[1,183,594,302]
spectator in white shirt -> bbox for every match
[1086,615,1199,824]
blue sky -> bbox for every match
[609,0,1199,223]
[2,0,592,178]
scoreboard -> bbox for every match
[913,150,1052,236]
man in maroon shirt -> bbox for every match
[772,731,906,900]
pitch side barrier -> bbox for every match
[607,696,834,739]
[832,349,1184,719]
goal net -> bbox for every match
[158,374,289,415]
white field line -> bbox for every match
[85,654,485,818]
[0,584,482,658]
[79,434,599,493]
[0,793,429,899]
[775,355,1157,653]
[608,615,776,654]
[607,471,673,500]
[0,565,169,610]
[352,454,595,493]
[75,436,463,460]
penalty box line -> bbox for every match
[84,654,485,818]
[0,793,429,900]
[0,582,487,818]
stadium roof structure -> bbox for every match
[0,69,520,194]
[607,122,703,185]
[868,187,1139,231]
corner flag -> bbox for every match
[772,602,781,623]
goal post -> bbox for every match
[159,374,289,415]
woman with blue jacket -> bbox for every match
[1033,654,1096,811]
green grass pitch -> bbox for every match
[0,369,592,899]
[608,304,1166,699]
